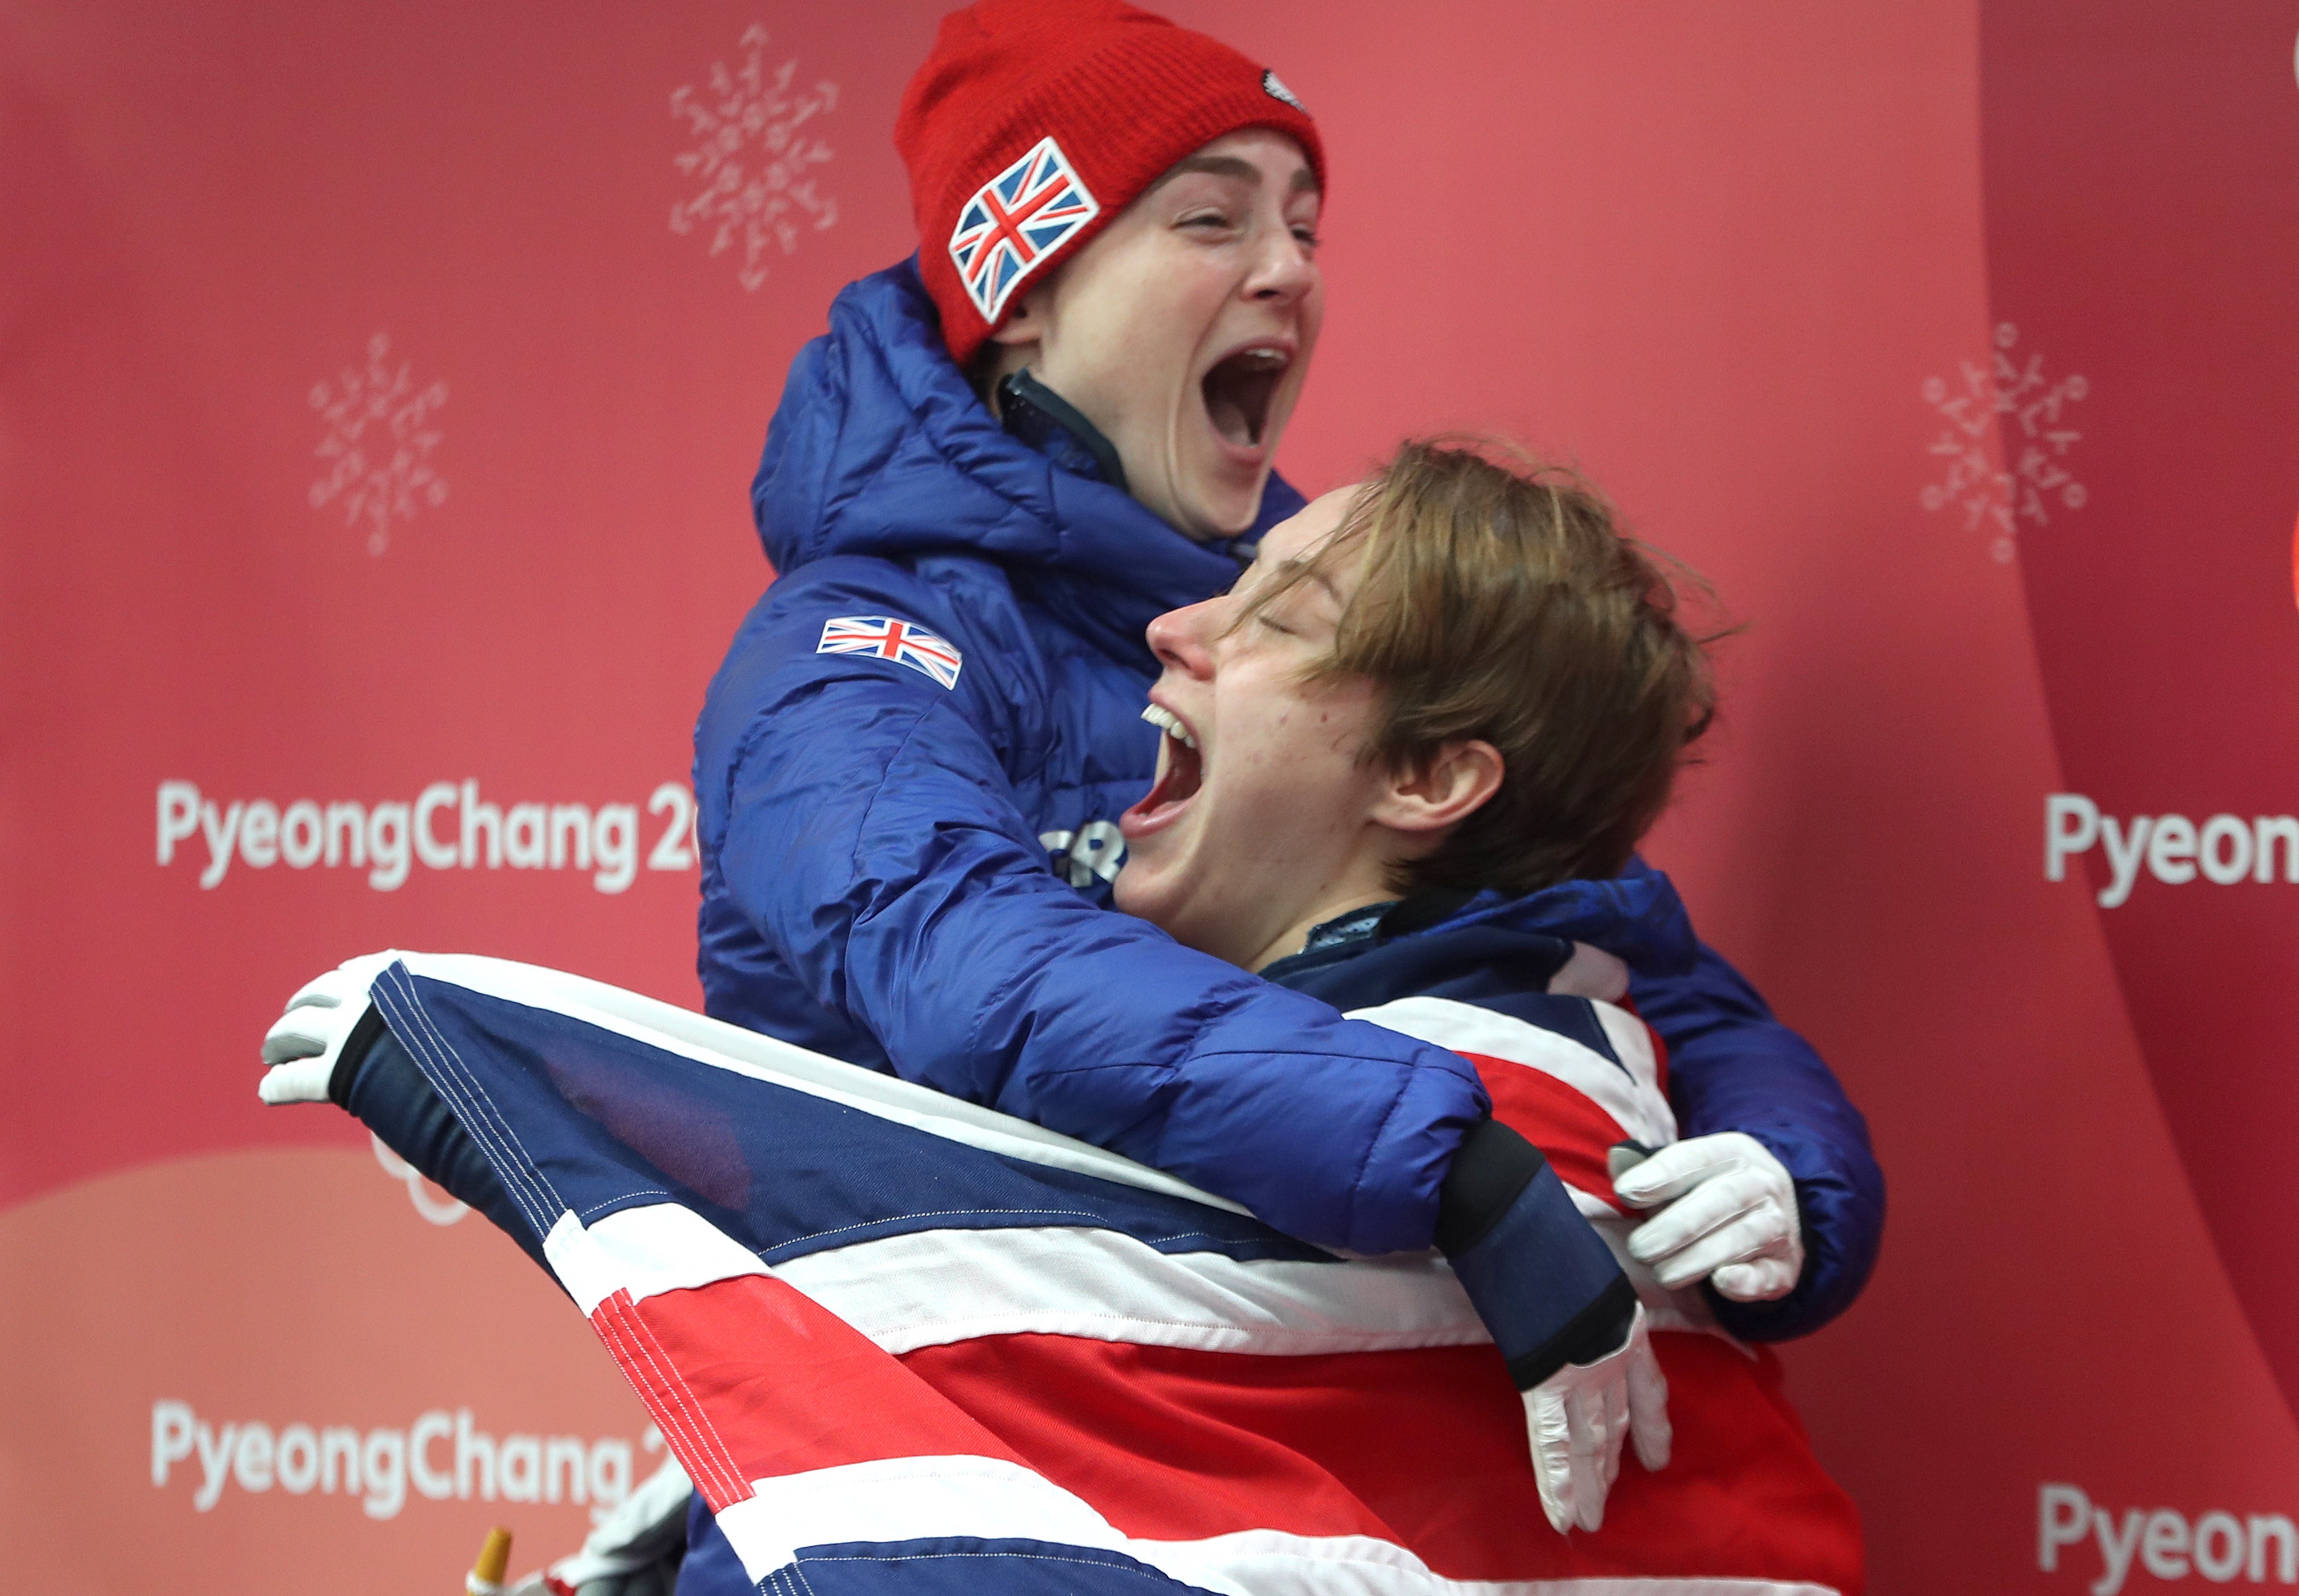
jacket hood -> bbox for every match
[751,259,1303,650]
[1415,865,1699,979]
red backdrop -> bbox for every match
[4,3,2296,1590]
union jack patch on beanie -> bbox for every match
[949,137,1101,323]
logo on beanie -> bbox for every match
[1261,71,1305,112]
[949,135,1101,323]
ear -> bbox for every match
[1369,740,1504,838]
[984,282,1051,350]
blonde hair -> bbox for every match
[1243,439,1717,895]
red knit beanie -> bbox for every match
[897,0,1325,366]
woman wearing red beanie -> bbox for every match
[893,0,1328,543]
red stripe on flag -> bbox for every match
[1637,999,1670,1095]
[901,1332,1863,1588]
[625,1272,1028,1490]
[1461,1049,1634,1209]
[591,1289,754,1511]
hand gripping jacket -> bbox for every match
[695,259,1883,1325]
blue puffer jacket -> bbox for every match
[694,259,1882,1325]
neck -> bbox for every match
[999,369,1130,493]
[1241,896,1388,972]
[1239,853,1407,972]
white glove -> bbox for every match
[1616,1131,1803,1302]
[539,1454,693,1595]
[1524,1300,1669,1534]
[257,952,401,1105]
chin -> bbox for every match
[1114,867,1201,951]
[1111,862,1172,925]
[1179,476,1268,539]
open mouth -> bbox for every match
[1201,346,1290,449]
[1124,703,1205,831]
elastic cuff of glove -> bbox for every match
[1505,1275,1637,1390]
[328,1005,392,1109]
[1434,1116,1545,1255]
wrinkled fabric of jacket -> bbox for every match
[695,259,1882,1330]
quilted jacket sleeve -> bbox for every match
[697,558,1490,1255]
[1624,863,1885,1341]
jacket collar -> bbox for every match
[751,258,1303,664]
[1393,867,1698,978]
[1260,865,1698,991]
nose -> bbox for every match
[1245,225,1319,306]
[1146,595,1222,677]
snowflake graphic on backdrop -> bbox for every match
[307,333,448,557]
[670,24,840,292]
[1920,322,2087,563]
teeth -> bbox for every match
[1141,704,1198,749]
[1235,348,1288,369]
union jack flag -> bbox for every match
[817,615,964,690]
[352,953,1862,1595]
[948,136,1101,323]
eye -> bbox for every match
[1290,223,1322,250]
[1180,208,1237,233]
[1255,611,1295,637]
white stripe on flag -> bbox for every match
[1346,997,1677,1151]
[777,1223,1485,1357]
[717,1459,1842,1596]
[715,1456,1145,1588]
[1141,1530,1844,1596]
[1150,1545,1848,1596]
[545,1205,774,1316]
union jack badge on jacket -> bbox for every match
[947,136,1100,323]
[817,615,964,690]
